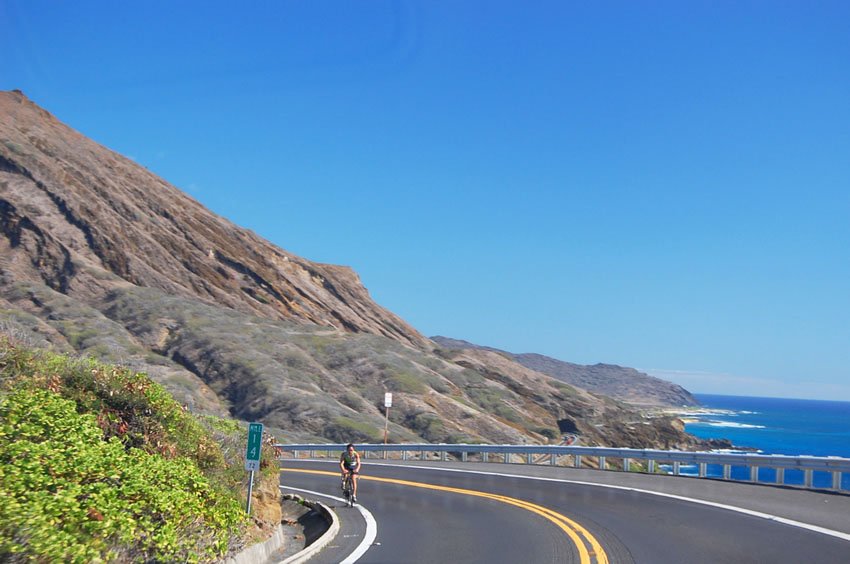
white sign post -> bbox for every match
[383,393,392,447]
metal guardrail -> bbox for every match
[275,443,850,492]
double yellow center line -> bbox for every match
[281,468,608,564]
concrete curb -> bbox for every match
[279,500,339,564]
[222,498,337,564]
[223,524,287,564]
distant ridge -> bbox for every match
[431,336,698,407]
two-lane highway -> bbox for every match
[279,460,850,563]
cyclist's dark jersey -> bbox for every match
[341,451,359,470]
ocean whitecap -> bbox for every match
[701,420,766,429]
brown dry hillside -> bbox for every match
[1,90,706,449]
[0,89,427,348]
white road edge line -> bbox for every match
[279,485,378,563]
[283,459,850,544]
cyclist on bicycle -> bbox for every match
[339,443,361,502]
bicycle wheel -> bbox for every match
[345,476,353,507]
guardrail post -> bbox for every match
[723,464,731,480]
[672,461,680,476]
[574,455,582,469]
[402,450,408,461]
[483,452,489,463]
[599,456,606,470]
[462,451,468,462]
[526,452,532,464]
[804,469,813,488]
[648,459,656,474]
[750,466,758,482]
[699,463,707,478]
[623,458,631,472]
[832,472,841,490]
[776,468,784,485]
[550,454,557,466]
[441,451,447,462]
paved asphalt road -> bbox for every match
[279,459,850,563]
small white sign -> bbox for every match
[245,459,260,471]
[384,392,393,408]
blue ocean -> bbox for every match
[686,394,850,458]
[680,394,850,489]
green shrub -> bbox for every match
[535,427,560,440]
[387,371,427,394]
[0,340,258,561]
[326,416,382,443]
[0,388,243,562]
[406,412,446,441]
[0,345,224,469]
[339,392,364,411]
[553,381,578,396]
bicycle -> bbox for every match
[341,470,358,507]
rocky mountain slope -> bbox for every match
[0,90,426,350]
[0,90,706,449]
[432,336,698,407]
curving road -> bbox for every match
[279,460,850,563]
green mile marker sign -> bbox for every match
[245,422,263,471]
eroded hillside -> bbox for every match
[1,90,704,449]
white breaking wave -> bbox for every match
[699,419,766,429]
[668,408,738,417]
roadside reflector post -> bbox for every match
[383,392,392,449]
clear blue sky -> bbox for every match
[3,1,849,400]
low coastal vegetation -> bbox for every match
[0,338,278,562]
